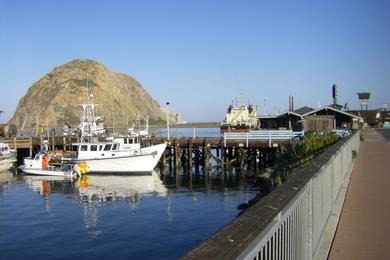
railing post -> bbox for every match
[268,131,271,147]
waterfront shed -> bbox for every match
[259,111,303,131]
[303,106,362,130]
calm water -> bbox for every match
[0,169,259,259]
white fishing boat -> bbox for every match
[19,152,80,177]
[0,143,17,172]
[72,136,167,174]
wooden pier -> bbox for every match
[1,131,301,172]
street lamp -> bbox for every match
[166,102,170,140]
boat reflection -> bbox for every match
[0,170,14,195]
[23,172,168,204]
[76,172,168,206]
[23,175,77,197]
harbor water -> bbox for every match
[0,170,259,259]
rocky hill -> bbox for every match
[9,59,181,130]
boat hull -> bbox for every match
[0,159,16,173]
[81,143,167,174]
[21,167,77,177]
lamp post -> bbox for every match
[166,102,170,141]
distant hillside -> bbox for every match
[9,59,181,129]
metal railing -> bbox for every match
[184,131,360,260]
[241,132,359,260]
[223,130,305,147]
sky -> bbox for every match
[0,0,389,123]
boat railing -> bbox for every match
[223,130,304,147]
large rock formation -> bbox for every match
[10,59,180,130]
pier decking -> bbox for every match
[329,129,390,259]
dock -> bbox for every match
[1,130,303,172]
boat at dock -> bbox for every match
[0,143,17,172]
[71,136,167,174]
[19,152,80,177]
[220,97,259,133]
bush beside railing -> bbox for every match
[183,131,360,260]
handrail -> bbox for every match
[223,130,304,147]
[183,131,360,260]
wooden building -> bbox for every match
[259,111,303,131]
[303,106,362,131]
[259,106,362,132]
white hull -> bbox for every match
[21,167,77,177]
[82,143,167,174]
[0,159,15,173]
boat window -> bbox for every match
[99,145,103,151]
[135,138,139,143]
[34,155,40,160]
[103,144,112,151]
[129,138,133,144]
[124,139,128,144]
[112,144,118,150]
[80,145,88,151]
[90,145,98,151]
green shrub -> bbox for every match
[271,132,340,188]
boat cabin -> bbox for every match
[73,137,141,160]
[0,143,15,158]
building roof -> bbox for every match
[259,110,303,119]
[303,106,363,120]
[294,106,314,115]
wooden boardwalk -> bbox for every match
[329,129,390,260]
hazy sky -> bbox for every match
[1,0,389,123]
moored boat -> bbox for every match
[220,97,259,133]
[0,143,17,172]
[20,152,80,178]
[71,136,167,174]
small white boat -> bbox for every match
[0,143,17,173]
[20,153,79,178]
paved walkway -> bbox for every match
[329,129,390,260]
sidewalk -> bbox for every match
[328,129,390,259]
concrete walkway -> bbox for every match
[328,129,390,260]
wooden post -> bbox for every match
[175,143,180,169]
[188,139,192,169]
[220,139,225,170]
[13,137,17,156]
[63,136,67,151]
[194,148,200,174]
[204,140,210,174]
[51,133,55,151]
[29,137,33,157]
[239,146,244,172]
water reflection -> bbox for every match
[24,175,77,197]
[77,172,167,205]
[0,170,13,195]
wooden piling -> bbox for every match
[188,139,193,169]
